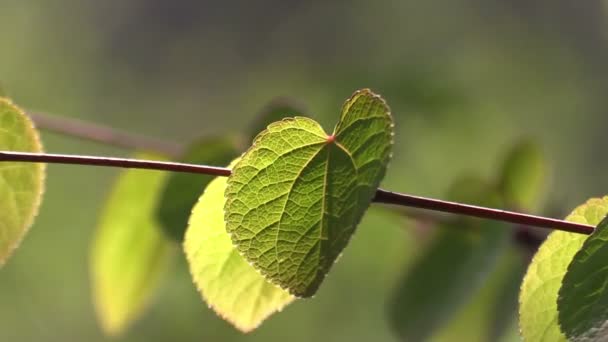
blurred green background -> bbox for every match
[1,1,607,341]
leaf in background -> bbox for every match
[0,84,6,97]
[558,215,608,340]
[519,197,608,342]
[225,89,393,297]
[432,247,526,342]
[247,97,307,143]
[388,177,509,341]
[498,140,546,211]
[0,98,45,266]
[91,153,174,336]
[157,136,238,241]
[184,159,294,332]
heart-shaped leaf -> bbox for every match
[519,197,608,342]
[224,89,393,297]
[0,98,45,266]
[184,159,294,332]
[558,215,608,341]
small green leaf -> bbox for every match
[558,215,608,340]
[184,159,294,332]
[499,140,546,211]
[432,247,525,342]
[225,89,393,297]
[389,177,509,341]
[247,97,307,143]
[519,196,608,342]
[91,153,174,336]
[0,98,45,266]
[157,137,238,241]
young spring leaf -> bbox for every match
[558,215,608,340]
[91,153,174,336]
[184,160,294,332]
[157,137,238,241]
[0,98,45,266]
[388,177,509,341]
[519,197,608,342]
[225,89,393,297]
[498,140,546,211]
[247,97,307,143]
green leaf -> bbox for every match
[157,136,238,241]
[519,196,608,342]
[91,153,175,336]
[499,140,546,211]
[184,159,294,332]
[225,89,393,297]
[0,98,45,265]
[432,247,524,342]
[389,177,509,341]
[558,214,608,340]
[247,97,307,143]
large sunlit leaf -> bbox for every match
[498,140,546,211]
[157,136,238,241]
[91,153,175,336]
[389,177,509,341]
[519,196,608,342]
[558,215,608,341]
[225,89,393,297]
[0,97,45,265]
[184,160,294,332]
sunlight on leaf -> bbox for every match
[0,97,44,266]
[157,136,238,241]
[90,152,175,336]
[519,196,608,342]
[184,159,294,332]
[225,89,393,297]
[558,215,608,341]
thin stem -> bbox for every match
[0,150,594,235]
[0,151,230,177]
[28,112,183,157]
[373,190,593,235]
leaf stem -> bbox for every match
[0,151,230,177]
[0,151,594,235]
[28,112,183,157]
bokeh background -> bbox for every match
[1,1,607,341]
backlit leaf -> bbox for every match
[157,136,238,241]
[184,159,294,332]
[0,97,45,266]
[91,153,175,336]
[225,89,393,297]
[519,197,608,341]
[558,214,608,341]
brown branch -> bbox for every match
[28,112,183,158]
[0,151,594,235]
